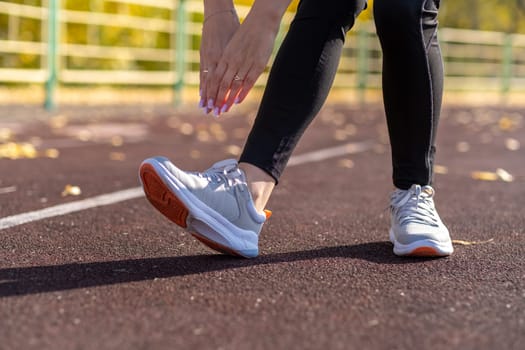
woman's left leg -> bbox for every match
[374,0,443,190]
[374,0,453,257]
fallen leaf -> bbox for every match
[209,123,224,135]
[109,152,126,161]
[0,142,38,159]
[0,128,13,142]
[225,145,241,156]
[44,148,60,159]
[334,130,349,141]
[196,130,210,142]
[456,141,470,153]
[505,138,520,151]
[452,238,494,246]
[49,115,68,129]
[209,123,227,142]
[434,165,449,174]
[498,116,516,131]
[61,184,82,197]
[111,136,124,147]
[471,171,498,181]
[190,150,201,159]
[76,129,93,142]
[496,168,514,182]
[179,123,194,135]
[338,159,354,168]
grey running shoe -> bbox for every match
[139,157,269,258]
[389,184,453,257]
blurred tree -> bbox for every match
[3,0,525,71]
[439,0,525,33]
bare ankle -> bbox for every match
[239,162,275,213]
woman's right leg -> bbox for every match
[239,0,367,193]
[140,0,367,258]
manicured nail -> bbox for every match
[207,99,214,109]
[213,107,220,117]
[220,104,228,114]
[198,99,204,108]
[234,97,240,105]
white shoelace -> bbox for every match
[390,185,439,227]
[195,160,244,189]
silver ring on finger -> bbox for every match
[233,74,242,81]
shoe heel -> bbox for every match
[140,163,189,228]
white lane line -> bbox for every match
[0,188,144,230]
[287,140,374,167]
[0,140,374,230]
[0,186,17,195]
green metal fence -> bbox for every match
[1,0,525,109]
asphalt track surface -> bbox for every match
[1,102,524,350]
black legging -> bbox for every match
[239,0,443,190]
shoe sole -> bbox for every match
[389,229,453,257]
[139,160,258,258]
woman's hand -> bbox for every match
[199,8,240,112]
[200,0,291,117]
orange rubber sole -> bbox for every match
[140,163,189,228]
[406,246,443,257]
[140,163,241,256]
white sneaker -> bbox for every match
[389,184,453,257]
[139,157,269,258]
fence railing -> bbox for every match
[1,0,525,109]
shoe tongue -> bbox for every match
[211,159,238,169]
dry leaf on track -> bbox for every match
[505,138,520,151]
[225,145,241,156]
[471,171,498,181]
[434,165,449,175]
[456,141,470,153]
[337,159,354,169]
[452,238,494,246]
[496,168,514,182]
[45,148,60,159]
[0,142,37,159]
[109,152,126,161]
[0,128,13,142]
[61,184,82,197]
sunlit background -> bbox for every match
[1,0,525,108]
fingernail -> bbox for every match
[234,97,240,105]
[207,99,214,109]
[213,107,220,117]
[220,104,228,114]
[198,99,204,108]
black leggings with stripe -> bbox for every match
[239,0,443,190]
